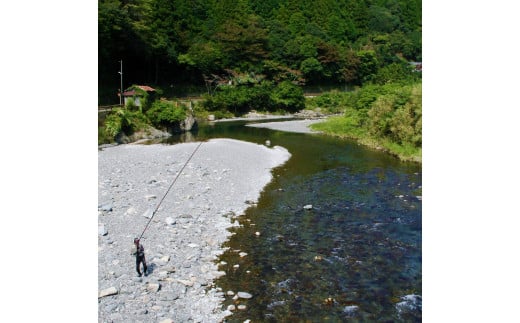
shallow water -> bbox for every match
[162,120,422,321]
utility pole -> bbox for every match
[118,60,123,105]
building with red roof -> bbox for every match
[122,85,156,108]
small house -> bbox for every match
[122,85,156,108]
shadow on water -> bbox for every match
[158,120,422,322]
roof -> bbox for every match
[134,85,156,92]
[122,85,156,97]
[123,90,139,97]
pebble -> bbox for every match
[147,283,161,293]
[303,204,313,210]
[161,255,170,262]
[142,208,154,218]
[98,202,113,212]
[343,305,359,316]
[98,224,108,236]
[99,287,118,298]
[237,292,253,299]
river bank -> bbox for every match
[98,139,291,322]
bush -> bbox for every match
[103,108,148,139]
[309,81,422,161]
[146,100,186,128]
[270,81,305,112]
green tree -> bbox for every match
[270,81,305,112]
[300,57,324,82]
[356,50,379,84]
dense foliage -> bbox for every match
[146,100,186,127]
[98,99,189,144]
[309,81,422,162]
[99,0,421,104]
[202,79,304,115]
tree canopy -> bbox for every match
[99,0,421,104]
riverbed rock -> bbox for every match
[125,207,137,215]
[98,224,108,236]
[343,305,359,316]
[147,283,161,293]
[303,204,313,210]
[142,208,154,218]
[396,294,422,314]
[98,202,113,212]
[237,292,253,299]
[99,287,118,298]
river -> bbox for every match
[160,119,422,321]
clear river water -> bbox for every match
[162,119,422,322]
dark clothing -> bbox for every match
[133,243,147,276]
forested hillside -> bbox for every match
[99,0,421,104]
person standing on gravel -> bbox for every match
[132,238,148,277]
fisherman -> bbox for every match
[132,238,148,277]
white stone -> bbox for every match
[237,292,253,299]
[161,255,170,262]
[142,208,154,219]
[147,283,161,293]
[98,224,108,236]
[177,279,194,287]
[237,305,247,310]
[239,252,248,258]
[303,204,313,210]
[159,319,174,323]
[125,207,137,215]
[99,287,118,298]
[165,217,176,225]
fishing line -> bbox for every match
[138,141,204,240]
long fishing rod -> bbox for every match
[138,141,203,240]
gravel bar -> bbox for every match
[98,138,291,322]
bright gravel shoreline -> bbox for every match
[246,119,324,133]
[98,138,291,322]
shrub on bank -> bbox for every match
[310,81,422,162]
[146,100,187,129]
[103,108,149,139]
[202,80,305,116]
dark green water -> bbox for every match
[164,120,422,322]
